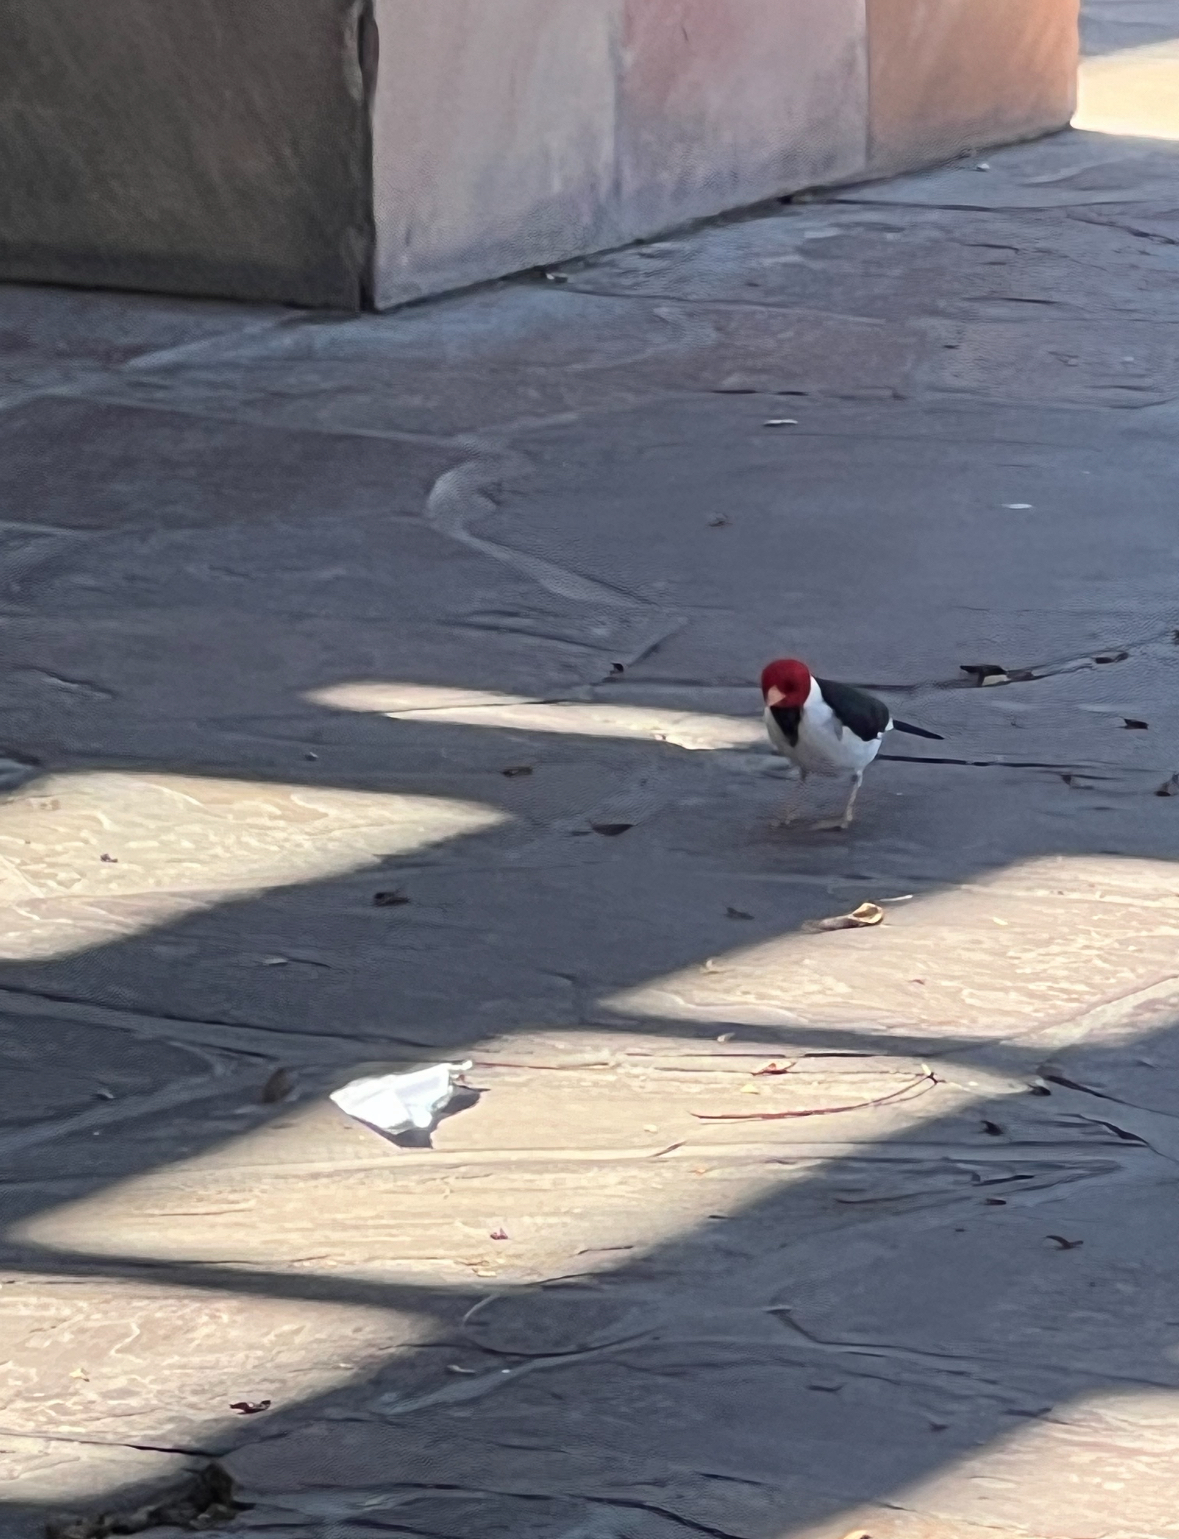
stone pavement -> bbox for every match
[7,9,1179,1537]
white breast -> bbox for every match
[766,677,887,778]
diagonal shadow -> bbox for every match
[5,42,1179,1529]
[2,672,1179,1535]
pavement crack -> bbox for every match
[427,458,652,610]
[0,1424,217,1457]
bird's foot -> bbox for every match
[810,816,852,834]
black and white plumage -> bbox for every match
[760,658,941,829]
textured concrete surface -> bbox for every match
[7,13,1179,1535]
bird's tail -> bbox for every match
[892,719,943,741]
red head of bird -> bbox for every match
[760,658,812,710]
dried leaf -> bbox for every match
[99,853,118,864]
[591,822,634,837]
[501,765,533,777]
[803,901,885,933]
[754,1061,794,1077]
[489,1228,510,1242]
[260,1068,295,1105]
[373,890,411,907]
[1123,718,1149,730]
[726,906,754,920]
[960,663,1008,685]
[693,1070,936,1122]
[230,1399,272,1415]
[1047,1234,1083,1250]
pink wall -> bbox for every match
[373,0,1078,309]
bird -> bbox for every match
[760,658,942,830]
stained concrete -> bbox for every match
[6,18,1179,1536]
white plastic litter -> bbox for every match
[330,1061,473,1136]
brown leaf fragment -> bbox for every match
[961,663,1008,685]
[230,1399,272,1415]
[803,901,885,933]
[754,1061,794,1076]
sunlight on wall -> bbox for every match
[1075,39,1179,139]
[0,771,506,960]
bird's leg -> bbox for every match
[840,772,863,829]
[772,768,807,827]
[813,773,862,833]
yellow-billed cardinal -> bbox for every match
[761,658,942,829]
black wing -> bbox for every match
[816,677,890,743]
[769,704,801,747]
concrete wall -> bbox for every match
[866,0,1080,175]
[372,0,1079,309]
[371,0,868,307]
[0,0,373,308]
[0,0,1079,311]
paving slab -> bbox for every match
[7,25,1179,1538]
